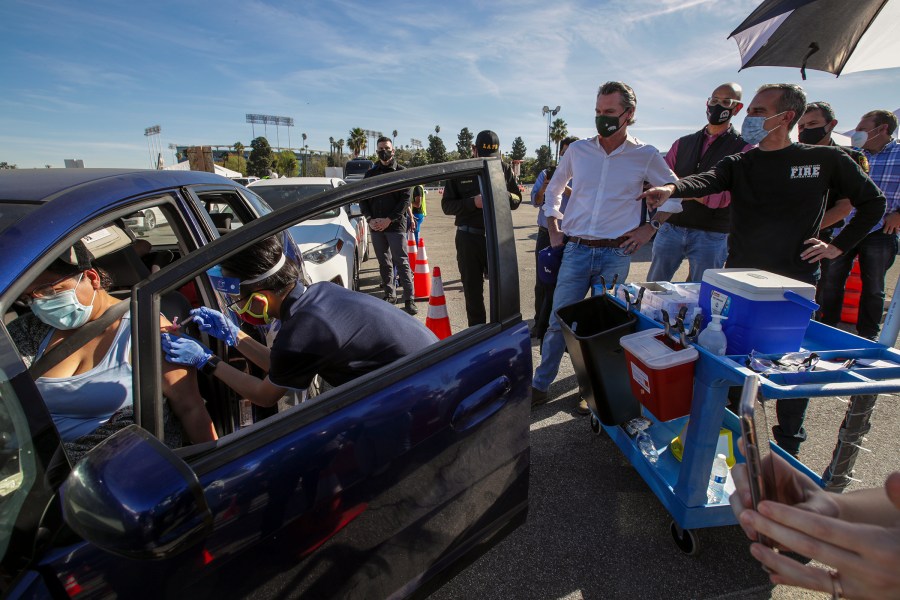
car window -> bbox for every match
[0,367,37,559]
[196,190,264,235]
[252,185,340,219]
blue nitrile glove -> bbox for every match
[161,333,214,369]
[190,307,240,347]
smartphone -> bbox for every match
[738,374,776,546]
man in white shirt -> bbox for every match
[532,81,682,412]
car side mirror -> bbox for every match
[61,425,213,559]
[348,203,363,218]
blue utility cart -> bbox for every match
[587,294,900,555]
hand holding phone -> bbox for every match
[738,375,777,546]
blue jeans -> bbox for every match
[647,223,728,283]
[532,243,632,392]
[818,231,899,339]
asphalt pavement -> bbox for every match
[358,191,899,600]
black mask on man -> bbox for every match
[798,126,829,145]
[377,149,393,162]
[706,104,732,125]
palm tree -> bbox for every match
[337,138,344,161]
[392,129,398,147]
[550,118,568,161]
[329,136,335,158]
[435,125,441,135]
[348,128,366,158]
[233,141,245,173]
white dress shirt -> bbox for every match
[543,135,681,239]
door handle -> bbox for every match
[451,376,511,432]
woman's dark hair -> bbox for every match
[221,235,300,294]
[46,241,113,289]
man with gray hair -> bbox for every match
[531,81,682,413]
[641,83,886,456]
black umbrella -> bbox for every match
[729,0,900,79]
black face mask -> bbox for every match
[706,104,733,125]
[377,149,393,161]
[798,126,829,145]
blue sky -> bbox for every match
[2,0,898,169]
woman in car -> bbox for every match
[9,242,217,461]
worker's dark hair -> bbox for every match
[221,235,300,294]
[560,136,579,151]
[805,101,836,124]
[376,136,392,146]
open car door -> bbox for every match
[52,159,530,599]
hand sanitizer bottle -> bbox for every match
[698,314,728,356]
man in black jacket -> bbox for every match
[796,101,869,320]
[641,83,886,456]
[441,130,521,326]
[647,83,751,282]
[361,136,416,314]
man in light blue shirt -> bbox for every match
[531,136,578,341]
[818,109,899,339]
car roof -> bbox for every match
[249,177,343,187]
[0,168,237,293]
[0,168,230,203]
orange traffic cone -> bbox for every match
[414,237,432,299]
[426,267,452,339]
[406,230,417,268]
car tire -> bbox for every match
[145,210,157,231]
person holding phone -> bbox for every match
[730,446,900,599]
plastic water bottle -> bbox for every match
[698,314,728,356]
[707,453,729,504]
[625,418,659,464]
[636,430,659,464]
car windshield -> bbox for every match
[251,185,340,219]
[345,161,373,176]
[0,203,39,235]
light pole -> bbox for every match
[541,105,560,152]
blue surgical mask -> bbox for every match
[850,128,874,149]
[741,112,786,145]
[30,274,96,330]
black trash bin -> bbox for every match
[556,294,642,426]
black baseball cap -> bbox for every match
[475,130,501,157]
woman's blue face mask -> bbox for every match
[30,273,96,330]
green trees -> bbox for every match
[275,150,298,177]
[348,128,366,157]
[224,141,247,175]
[456,127,474,159]
[534,144,552,177]
[427,134,447,164]
[247,136,275,177]
[550,118,568,160]
[510,136,527,161]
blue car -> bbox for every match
[0,162,530,599]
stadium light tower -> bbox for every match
[144,125,162,169]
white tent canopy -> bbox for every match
[164,160,242,178]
